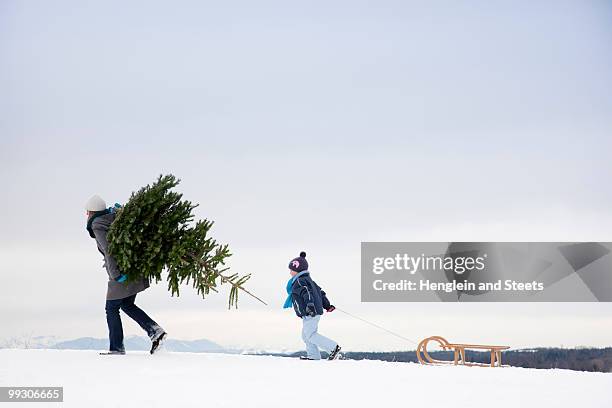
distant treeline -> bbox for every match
[270,348,612,373]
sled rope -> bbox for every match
[335,307,418,345]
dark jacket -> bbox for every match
[290,271,331,318]
[88,211,149,300]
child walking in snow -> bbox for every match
[283,251,341,360]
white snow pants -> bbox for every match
[301,315,337,360]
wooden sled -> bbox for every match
[416,336,509,367]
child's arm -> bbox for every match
[321,289,331,310]
[316,283,335,312]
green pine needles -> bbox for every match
[107,174,266,308]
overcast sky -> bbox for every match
[1,0,612,351]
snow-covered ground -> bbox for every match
[0,349,610,407]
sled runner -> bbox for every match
[416,336,509,367]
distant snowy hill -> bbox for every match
[0,349,610,407]
[0,335,61,349]
[1,335,227,353]
[53,336,227,353]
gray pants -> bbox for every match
[302,315,337,360]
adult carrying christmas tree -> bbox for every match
[84,175,265,355]
[85,194,167,355]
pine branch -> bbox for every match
[187,253,268,308]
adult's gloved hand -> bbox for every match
[305,303,316,317]
[114,274,127,283]
[326,305,336,312]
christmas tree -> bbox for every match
[107,174,265,308]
